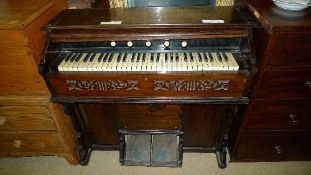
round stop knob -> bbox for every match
[181,41,187,48]
[110,41,116,47]
[146,41,152,47]
[127,41,133,47]
[164,40,170,47]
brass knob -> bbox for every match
[0,116,7,126]
[12,140,23,149]
[288,114,298,125]
[274,145,282,154]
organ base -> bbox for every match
[64,103,240,168]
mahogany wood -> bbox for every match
[119,104,181,130]
[243,101,311,132]
[256,70,311,99]
[268,34,311,67]
[40,7,256,167]
[48,73,249,98]
[182,105,228,147]
[235,134,311,161]
[231,0,311,162]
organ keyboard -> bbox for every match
[57,51,239,72]
[40,7,256,168]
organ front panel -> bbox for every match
[40,7,256,168]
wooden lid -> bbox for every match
[47,7,256,30]
[0,0,57,29]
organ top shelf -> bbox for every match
[46,7,256,29]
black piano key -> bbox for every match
[184,53,188,62]
[203,52,208,62]
[142,53,146,62]
[217,52,222,62]
[170,53,174,62]
[75,53,83,62]
[198,53,203,62]
[165,53,168,62]
[97,53,104,62]
[69,53,77,62]
[136,53,141,62]
[208,53,213,62]
[131,53,136,62]
[83,53,91,62]
[222,52,229,62]
[64,53,72,62]
[122,53,127,62]
[117,53,122,62]
[156,53,160,62]
[151,53,154,62]
[190,53,194,62]
[103,53,110,62]
[89,53,96,62]
[176,53,179,62]
[108,53,113,62]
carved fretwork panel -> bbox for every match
[154,80,230,91]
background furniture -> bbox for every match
[0,0,79,164]
[230,0,311,161]
[127,0,215,7]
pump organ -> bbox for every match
[40,7,256,168]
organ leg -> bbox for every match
[216,134,228,169]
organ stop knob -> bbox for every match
[181,41,187,48]
[110,41,116,47]
[146,41,152,47]
[127,41,133,47]
[164,40,170,47]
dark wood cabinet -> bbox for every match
[231,0,311,161]
[75,103,232,148]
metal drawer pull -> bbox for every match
[12,140,23,149]
[306,81,311,90]
[274,145,282,154]
[0,116,7,126]
[288,114,298,125]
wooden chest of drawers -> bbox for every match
[0,0,78,164]
[231,0,311,161]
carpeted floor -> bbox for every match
[0,151,310,175]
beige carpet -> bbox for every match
[0,151,311,175]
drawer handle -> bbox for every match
[12,140,23,149]
[0,116,7,126]
[288,114,298,125]
[306,81,311,90]
[274,145,282,154]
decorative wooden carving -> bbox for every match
[66,80,140,91]
[154,80,230,91]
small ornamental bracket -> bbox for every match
[66,80,139,91]
[154,80,230,91]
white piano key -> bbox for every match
[225,52,239,70]
[58,53,71,71]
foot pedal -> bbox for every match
[119,130,183,167]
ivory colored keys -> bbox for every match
[58,52,239,72]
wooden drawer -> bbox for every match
[235,134,311,161]
[0,133,65,156]
[119,104,181,130]
[269,34,311,67]
[257,70,311,99]
[0,105,56,131]
[244,101,311,132]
